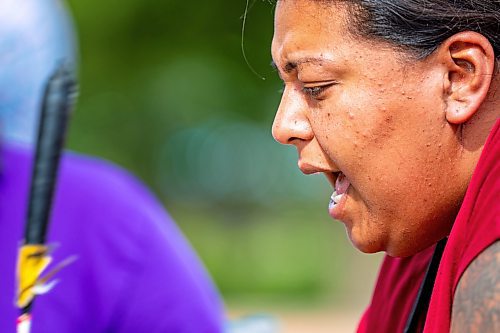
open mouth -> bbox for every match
[328,172,351,212]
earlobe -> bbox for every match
[440,32,495,124]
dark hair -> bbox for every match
[331,0,500,61]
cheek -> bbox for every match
[312,96,436,204]
[310,92,398,172]
[309,73,445,176]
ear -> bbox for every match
[437,31,495,124]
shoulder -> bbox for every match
[57,156,225,331]
[451,240,500,333]
[61,151,151,200]
[56,151,188,244]
[58,151,171,220]
[0,143,152,205]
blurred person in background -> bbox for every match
[271,0,499,332]
[0,0,224,331]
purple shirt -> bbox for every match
[0,144,223,332]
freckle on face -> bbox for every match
[272,0,464,256]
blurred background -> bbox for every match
[64,0,383,331]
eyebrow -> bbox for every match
[270,57,331,74]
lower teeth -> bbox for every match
[330,191,343,205]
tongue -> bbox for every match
[335,173,350,194]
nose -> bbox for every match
[272,86,313,145]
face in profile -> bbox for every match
[271,0,468,256]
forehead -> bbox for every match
[272,0,352,65]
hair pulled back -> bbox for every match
[329,0,500,60]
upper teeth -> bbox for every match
[331,191,343,204]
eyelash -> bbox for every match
[302,83,335,99]
[277,82,336,98]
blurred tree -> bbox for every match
[66,0,280,188]
[63,0,369,303]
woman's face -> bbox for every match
[271,0,466,256]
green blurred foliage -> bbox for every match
[66,0,280,186]
[174,203,349,299]
[64,0,372,304]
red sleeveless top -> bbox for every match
[357,246,434,333]
[357,118,500,333]
[424,120,500,332]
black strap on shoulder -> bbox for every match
[403,238,448,333]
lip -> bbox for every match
[329,185,350,221]
[298,161,334,175]
[327,172,350,221]
[297,161,348,220]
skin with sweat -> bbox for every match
[271,0,484,257]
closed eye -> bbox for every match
[302,82,337,99]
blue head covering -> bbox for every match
[0,0,77,145]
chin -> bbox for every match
[352,238,416,257]
[347,226,419,257]
[347,226,385,254]
[346,214,435,257]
